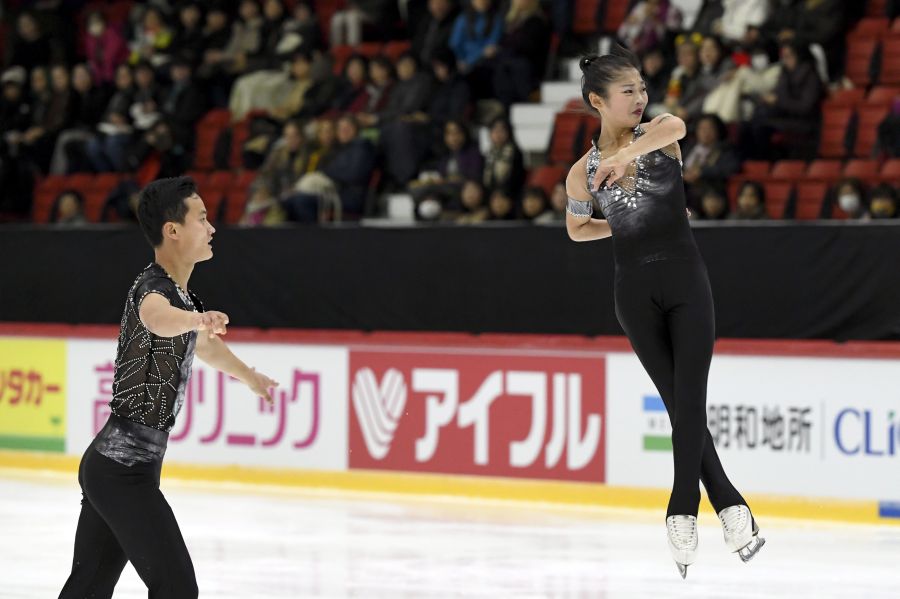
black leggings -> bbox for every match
[58,441,197,598]
[614,258,746,518]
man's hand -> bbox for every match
[195,311,229,338]
[244,367,279,405]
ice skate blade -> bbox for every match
[676,563,688,579]
[737,536,766,563]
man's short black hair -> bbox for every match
[137,177,198,247]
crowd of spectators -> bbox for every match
[0,0,898,225]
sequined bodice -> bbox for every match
[587,126,699,268]
[109,263,203,432]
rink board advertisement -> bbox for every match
[605,353,900,502]
[0,337,67,452]
[65,339,350,471]
[347,349,606,482]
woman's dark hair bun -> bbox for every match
[580,55,600,73]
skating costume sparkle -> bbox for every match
[95,263,204,466]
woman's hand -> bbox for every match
[592,152,631,191]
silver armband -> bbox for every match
[566,197,593,218]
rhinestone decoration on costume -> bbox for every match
[587,125,698,268]
[109,263,204,432]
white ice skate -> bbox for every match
[718,505,766,563]
[666,515,698,579]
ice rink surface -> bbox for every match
[2,469,898,598]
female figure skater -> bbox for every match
[59,177,279,598]
[565,48,764,578]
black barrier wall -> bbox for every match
[2,223,900,341]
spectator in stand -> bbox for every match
[410,119,483,215]
[84,64,135,173]
[702,40,781,123]
[521,186,554,223]
[276,1,322,56]
[169,3,206,64]
[243,120,309,225]
[662,35,702,121]
[128,6,173,68]
[50,190,88,227]
[740,41,823,160]
[84,11,129,88]
[453,178,489,223]
[50,64,109,174]
[760,0,844,82]
[678,35,734,121]
[412,0,459,66]
[868,184,899,220]
[449,0,503,99]
[487,187,515,220]
[330,1,398,47]
[681,113,739,207]
[203,0,265,82]
[546,178,567,222]
[160,56,206,151]
[483,116,525,197]
[197,4,233,106]
[697,185,729,219]
[7,12,55,70]
[729,181,768,220]
[20,64,77,174]
[333,55,371,113]
[0,66,34,216]
[128,60,162,137]
[642,47,672,116]
[715,0,769,46]
[249,0,289,72]
[617,0,683,55]
[365,52,432,127]
[125,118,189,179]
[490,0,551,106]
[822,178,869,219]
[356,56,395,128]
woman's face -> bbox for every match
[264,0,284,21]
[461,181,483,209]
[240,0,260,21]
[73,65,92,92]
[291,56,311,79]
[51,66,70,92]
[180,6,201,28]
[346,59,366,84]
[699,39,721,67]
[57,194,80,220]
[696,118,718,146]
[115,65,133,89]
[144,9,163,30]
[738,186,761,213]
[522,193,545,218]
[336,118,357,144]
[30,69,48,93]
[284,124,302,151]
[490,121,510,147]
[702,193,725,218]
[317,120,336,146]
[444,123,465,151]
[677,43,698,71]
[136,67,154,88]
[591,68,647,128]
[472,0,492,12]
[490,191,512,217]
[397,57,416,81]
[370,62,390,85]
[643,52,664,76]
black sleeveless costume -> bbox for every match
[587,126,746,518]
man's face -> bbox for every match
[169,195,216,262]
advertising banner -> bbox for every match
[0,337,67,452]
[66,340,349,470]
[606,353,900,501]
[348,349,606,482]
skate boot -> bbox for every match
[718,505,766,563]
[666,515,698,579]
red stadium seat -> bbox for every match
[844,38,879,87]
[868,0,888,16]
[806,160,843,182]
[527,165,567,197]
[573,0,601,35]
[852,105,890,157]
[763,182,793,219]
[866,86,900,105]
[849,17,891,38]
[383,40,412,61]
[740,161,770,177]
[878,36,900,85]
[825,88,866,107]
[794,181,828,220]
[548,111,589,165]
[770,160,807,179]
[602,0,631,33]
[193,109,231,171]
[817,106,853,159]
[880,158,900,179]
[843,159,880,179]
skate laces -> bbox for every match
[666,516,697,548]
[719,506,749,535]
